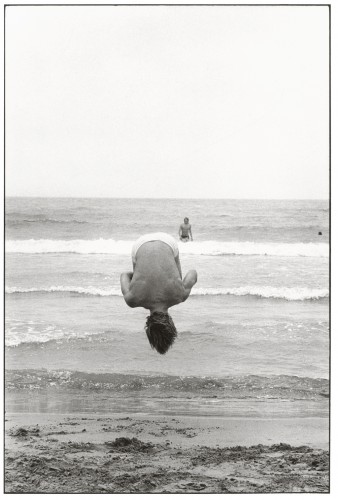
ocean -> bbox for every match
[5,198,329,419]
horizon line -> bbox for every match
[4,195,329,201]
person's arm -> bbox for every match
[182,269,198,301]
[120,272,137,307]
[174,254,183,279]
[189,225,193,241]
[178,224,183,239]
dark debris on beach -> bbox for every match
[4,421,329,494]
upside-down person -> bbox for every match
[120,233,197,354]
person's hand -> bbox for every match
[182,269,198,300]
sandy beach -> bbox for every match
[5,411,329,494]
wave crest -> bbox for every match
[5,239,329,257]
[5,370,329,400]
[5,285,329,301]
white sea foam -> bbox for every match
[5,285,121,297]
[5,285,329,301]
[192,286,329,301]
[5,318,91,347]
[5,239,329,257]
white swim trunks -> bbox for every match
[132,232,179,264]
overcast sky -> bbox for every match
[5,5,329,199]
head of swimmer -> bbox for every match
[145,312,178,355]
[184,217,189,224]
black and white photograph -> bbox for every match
[4,1,330,494]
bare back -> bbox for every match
[128,241,186,310]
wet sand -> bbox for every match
[5,412,329,493]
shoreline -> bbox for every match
[5,412,329,493]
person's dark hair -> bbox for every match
[145,312,177,354]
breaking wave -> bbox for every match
[5,285,329,301]
[5,370,329,401]
[5,239,329,257]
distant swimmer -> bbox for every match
[179,217,193,242]
[120,233,197,354]
[318,232,322,236]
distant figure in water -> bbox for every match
[120,233,197,354]
[318,232,322,236]
[179,217,193,242]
